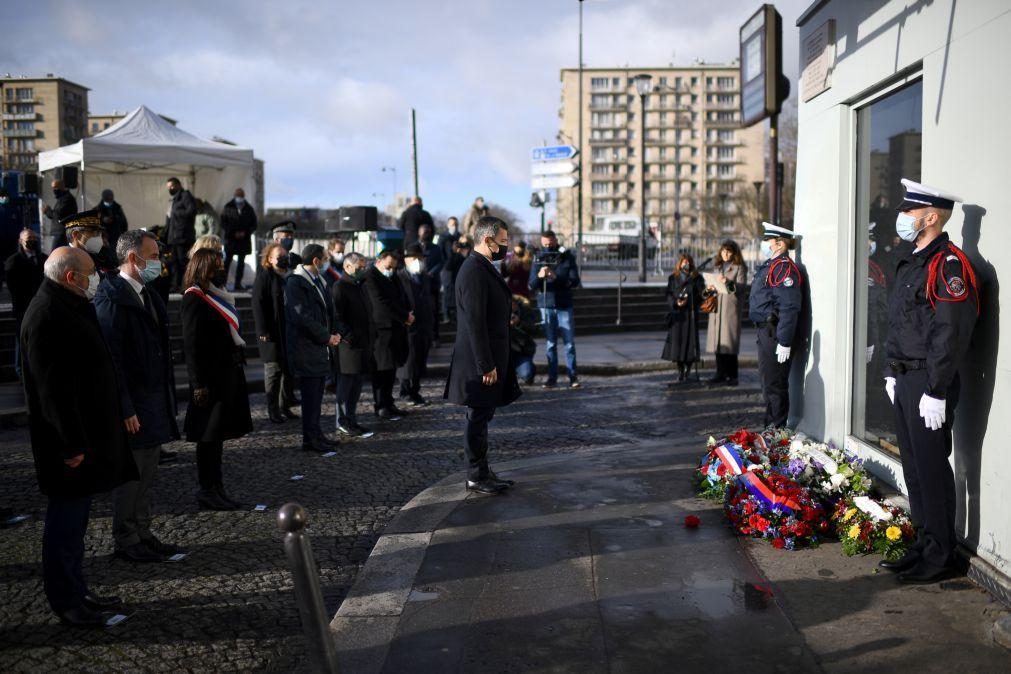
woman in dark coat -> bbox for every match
[252,243,295,423]
[662,253,706,384]
[181,248,252,511]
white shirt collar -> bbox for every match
[122,271,145,300]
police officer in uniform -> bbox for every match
[879,179,978,584]
[270,221,301,268]
[748,222,802,428]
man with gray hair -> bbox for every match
[331,252,375,437]
[22,247,137,626]
[94,230,184,563]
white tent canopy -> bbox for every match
[37,105,259,231]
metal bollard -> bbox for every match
[278,503,340,674]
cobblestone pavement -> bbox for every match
[0,369,765,672]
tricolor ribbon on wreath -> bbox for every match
[738,472,801,513]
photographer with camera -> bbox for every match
[527,230,581,389]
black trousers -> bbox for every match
[372,368,396,411]
[224,251,246,287]
[464,406,496,481]
[337,373,363,427]
[170,244,190,289]
[42,495,91,613]
[196,441,223,490]
[893,369,959,568]
[399,335,432,397]
[300,376,327,444]
[756,328,790,428]
[714,353,739,380]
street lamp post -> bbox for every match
[634,74,653,283]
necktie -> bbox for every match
[140,287,158,324]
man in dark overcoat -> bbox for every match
[21,246,137,626]
[397,243,435,406]
[94,230,183,563]
[4,228,47,379]
[444,216,521,494]
[220,187,257,290]
[165,177,197,290]
[97,189,129,251]
[363,249,413,420]
[397,196,434,247]
[41,179,77,250]
[332,252,375,437]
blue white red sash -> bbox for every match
[739,472,800,513]
[185,285,245,346]
[714,444,744,475]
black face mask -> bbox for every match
[279,238,294,252]
[54,189,67,198]
[490,242,507,262]
[168,187,180,196]
[211,270,228,287]
[23,239,39,252]
[275,256,290,270]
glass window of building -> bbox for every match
[591,77,609,90]
[852,80,923,456]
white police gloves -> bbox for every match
[775,344,791,363]
[919,394,946,431]
[866,345,874,363]
[885,377,896,404]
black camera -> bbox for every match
[536,250,561,267]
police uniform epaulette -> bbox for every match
[926,242,978,313]
[767,257,801,288]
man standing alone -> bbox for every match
[221,188,257,291]
[165,177,197,290]
[528,230,581,388]
[445,216,521,494]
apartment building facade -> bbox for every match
[0,75,88,172]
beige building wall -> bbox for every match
[0,76,88,171]
[556,65,765,244]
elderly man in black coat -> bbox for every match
[397,243,435,406]
[445,216,521,494]
[363,249,414,420]
[165,177,197,290]
[21,246,138,627]
[4,228,46,379]
[221,188,257,291]
[94,230,183,564]
[286,244,342,453]
[332,252,375,437]
[397,196,434,247]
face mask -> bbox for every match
[381,268,395,278]
[760,240,774,259]
[333,253,344,264]
[895,212,926,243]
[353,268,367,281]
[234,197,245,206]
[211,270,228,287]
[54,189,67,197]
[84,236,104,254]
[77,271,99,299]
[23,239,39,252]
[406,259,423,274]
[868,241,877,257]
[168,187,180,196]
[137,257,162,283]
[318,260,331,275]
[279,238,294,252]
[490,241,507,262]
[275,256,290,270]
[0,197,8,205]
[102,200,113,208]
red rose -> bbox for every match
[740,526,753,535]
[684,515,701,528]
[772,538,786,549]
[716,464,728,477]
[794,522,812,537]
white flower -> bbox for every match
[829,473,848,489]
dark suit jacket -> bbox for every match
[363,265,410,371]
[445,253,521,408]
[221,199,257,255]
[166,189,197,245]
[332,275,374,375]
[285,266,338,378]
[4,249,46,319]
[397,204,434,246]
[252,267,287,363]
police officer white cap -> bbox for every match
[761,222,796,240]
[896,179,962,212]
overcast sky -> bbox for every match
[4,0,811,228]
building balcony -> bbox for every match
[1,128,37,138]
[2,112,37,121]
[589,103,628,112]
[589,173,628,181]
[590,156,627,164]
[589,137,627,145]
[706,119,741,128]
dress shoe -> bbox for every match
[337,423,356,436]
[196,488,237,511]
[408,394,429,407]
[569,380,581,389]
[315,434,340,448]
[878,548,921,572]
[376,408,402,421]
[352,424,375,438]
[268,410,286,424]
[57,604,107,628]
[282,407,300,420]
[487,470,515,487]
[897,561,955,585]
[115,542,164,563]
[158,449,178,465]
[542,381,558,389]
[142,538,187,556]
[390,405,411,417]
[82,593,122,610]
[466,479,507,494]
[215,484,243,509]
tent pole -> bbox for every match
[79,159,86,210]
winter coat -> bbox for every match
[662,271,705,364]
[444,253,522,408]
[332,274,374,375]
[4,249,47,319]
[438,229,461,283]
[252,267,288,364]
[97,200,129,249]
[285,265,338,378]
[420,239,445,279]
[21,279,138,498]
[221,199,257,256]
[46,190,77,242]
[94,273,180,449]
[706,262,746,355]
[397,203,434,246]
[528,248,581,309]
[166,189,197,246]
[363,265,410,372]
[181,289,252,442]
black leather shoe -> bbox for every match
[268,410,285,424]
[215,485,242,509]
[57,605,107,627]
[282,408,300,420]
[352,424,375,438]
[542,381,558,389]
[897,562,955,585]
[487,470,515,487]
[408,395,429,407]
[390,405,411,417]
[337,423,356,436]
[115,542,164,563]
[315,435,340,448]
[82,593,122,610]
[376,408,402,421]
[302,443,325,454]
[196,489,237,511]
[466,479,507,495]
[879,549,921,572]
[143,539,187,556]
[158,449,177,465]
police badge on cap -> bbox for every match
[896,179,962,212]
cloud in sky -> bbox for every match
[4,0,810,230]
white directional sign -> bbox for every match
[532,174,578,190]
[531,145,578,162]
[531,160,578,176]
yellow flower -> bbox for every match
[886,526,902,541]
[847,524,861,539]
[843,508,857,522]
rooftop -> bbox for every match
[0,73,90,90]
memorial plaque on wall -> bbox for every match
[801,19,835,102]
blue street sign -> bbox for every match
[531,145,578,162]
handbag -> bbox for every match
[700,292,718,314]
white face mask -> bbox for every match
[406,259,424,274]
[318,260,331,275]
[77,271,100,299]
[895,212,926,243]
[235,197,245,206]
[84,235,104,254]
[380,267,395,278]
[102,200,113,208]
[760,240,775,259]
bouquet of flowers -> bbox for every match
[724,471,830,550]
[695,440,747,501]
[776,437,871,504]
[832,496,915,561]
